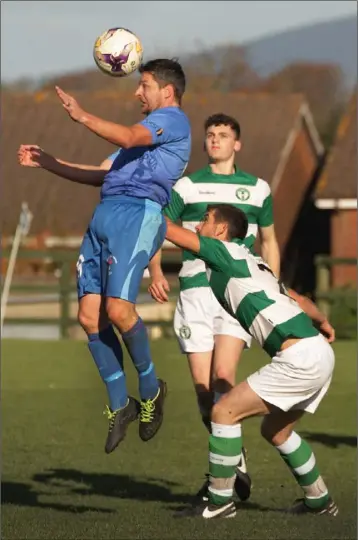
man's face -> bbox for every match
[135,72,163,114]
[205,124,241,162]
[196,210,228,239]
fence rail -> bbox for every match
[2,250,356,339]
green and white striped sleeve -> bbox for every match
[163,176,192,221]
[198,237,233,272]
[258,182,274,227]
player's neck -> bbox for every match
[209,161,236,176]
[157,99,180,110]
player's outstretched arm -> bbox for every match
[57,156,113,172]
[259,224,280,277]
[55,87,152,149]
[18,145,106,186]
[148,250,170,304]
[288,288,335,343]
[165,218,200,253]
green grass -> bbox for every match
[2,338,357,540]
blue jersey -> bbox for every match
[101,107,191,207]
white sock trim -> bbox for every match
[211,422,242,439]
[275,431,301,454]
[294,454,316,476]
[305,489,329,500]
[208,486,233,497]
[209,452,242,466]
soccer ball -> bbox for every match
[93,27,143,77]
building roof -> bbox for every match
[315,92,357,207]
[2,90,320,235]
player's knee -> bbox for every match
[260,418,274,443]
[106,298,136,332]
[78,309,98,335]
[260,418,289,446]
[213,365,235,393]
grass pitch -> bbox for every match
[2,338,356,539]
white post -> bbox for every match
[1,202,33,332]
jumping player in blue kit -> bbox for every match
[18,59,191,452]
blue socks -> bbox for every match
[87,318,158,407]
[88,326,128,411]
[121,317,159,401]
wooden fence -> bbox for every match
[2,250,356,339]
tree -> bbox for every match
[260,62,348,147]
[184,45,260,93]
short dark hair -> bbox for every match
[207,204,248,240]
[139,58,186,102]
[204,113,241,140]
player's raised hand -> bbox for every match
[18,145,54,169]
[55,86,85,122]
[148,275,170,304]
[18,144,43,167]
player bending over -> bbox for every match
[149,113,280,502]
[18,58,191,453]
[165,204,337,518]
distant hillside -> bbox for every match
[246,16,357,86]
[3,16,356,92]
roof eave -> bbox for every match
[270,98,324,195]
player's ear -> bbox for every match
[234,140,241,153]
[216,222,227,238]
[163,83,174,100]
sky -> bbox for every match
[1,1,356,82]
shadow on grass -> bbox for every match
[301,432,357,449]
[1,481,114,514]
[32,468,191,504]
[32,468,279,514]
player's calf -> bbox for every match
[262,424,335,514]
[196,389,214,432]
[195,390,252,503]
[196,448,251,503]
[184,422,241,518]
[110,309,167,441]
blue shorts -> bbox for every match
[77,195,166,303]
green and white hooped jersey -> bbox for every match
[197,237,319,356]
[164,167,274,291]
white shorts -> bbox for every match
[174,288,252,353]
[247,334,335,413]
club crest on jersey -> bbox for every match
[236,187,250,201]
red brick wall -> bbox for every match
[331,209,357,286]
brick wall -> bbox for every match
[331,209,357,286]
